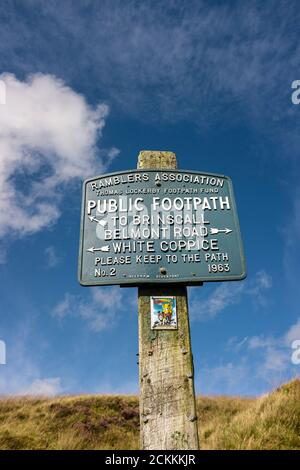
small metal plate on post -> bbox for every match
[78,169,246,286]
[150,296,177,330]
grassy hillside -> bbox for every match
[0,379,299,450]
[198,379,300,449]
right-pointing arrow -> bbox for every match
[210,228,233,235]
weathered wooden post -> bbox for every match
[78,149,246,452]
[137,151,199,450]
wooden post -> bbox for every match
[137,150,199,450]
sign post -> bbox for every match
[137,151,199,450]
[78,149,246,450]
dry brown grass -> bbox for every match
[0,395,139,450]
[0,379,299,450]
[199,379,300,450]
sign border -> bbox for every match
[78,169,247,286]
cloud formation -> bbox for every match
[52,287,136,332]
[190,270,272,321]
[1,1,298,128]
[0,73,117,239]
[246,317,300,373]
[20,377,62,396]
[200,317,300,395]
[44,246,61,268]
[0,319,64,396]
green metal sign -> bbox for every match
[78,170,246,286]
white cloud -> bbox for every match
[16,1,297,130]
[284,318,300,345]
[44,245,60,268]
[238,318,300,377]
[248,336,274,350]
[198,362,250,396]
[247,334,288,374]
[226,336,248,352]
[199,317,300,395]
[0,340,6,364]
[91,379,138,395]
[0,73,117,240]
[283,191,300,292]
[0,320,65,396]
[262,348,287,373]
[52,287,135,332]
[190,270,272,321]
[52,292,75,319]
[20,377,62,396]
[246,318,300,373]
[248,271,272,292]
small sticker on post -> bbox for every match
[150,296,177,330]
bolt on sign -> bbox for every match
[78,170,246,285]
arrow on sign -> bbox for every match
[210,228,232,235]
[88,215,107,227]
[87,245,110,253]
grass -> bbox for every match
[0,395,140,450]
[199,379,300,450]
[0,379,299,450]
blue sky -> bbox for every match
[0,0,299,396]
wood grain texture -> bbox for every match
[137,150,199,450]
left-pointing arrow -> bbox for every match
[87,245,110,253]
[88,216,107,227]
